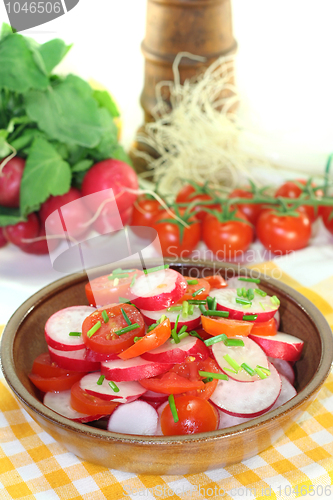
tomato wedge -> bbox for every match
[82,304,145,354]
[28,372,84,392]
[201,315,254,337]
[138,372,205,394]
[70,381,119,415]
[118,318,171,360]
[204,275,227,289]
[161,396,219,435]
[170,357,220,399]
[176,277,210,303]
[250,318,277,336]
[85,269,142,306]
[31,353,80,378]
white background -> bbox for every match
[0,0,333,174]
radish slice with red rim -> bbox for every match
[101,357,173,382]
[210,288,279,322]
[48,346,100,372]
[212,336,269,382]
[44,390,106,422]
[85,349,120,363]
[140,390,169,404]
[140,306,201,331]
[270,374,297,410]
[107,400,158,435]
[131,269,187,311]
[45,306,95,351]
[210,363,281,417]
[249,332,304,362]
[226,277,259,290]
[141,335,209,364]
[268,356,295,385]
[80,372,146,402]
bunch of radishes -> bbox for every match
[0,158,138,253]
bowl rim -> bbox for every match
[1,258,333,445]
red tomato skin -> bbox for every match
[131,197,161,226]
[176,277,210,303]
[176,185,218,222]
[93,205,132,235]
[31,353,80,378]
[229,188,263,226]
[275,180,317,223]
[0,157,25,207]
[71,381,119,415]
[85,270,142,306]
[153,211,201,258]
[203,275,227,289]
[202,211,253,259]
[28,372,84,392]
[161,396,219,435]
[0,227,8,248]
[321,206,333,235]
[256,210,311,254]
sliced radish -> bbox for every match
[48,346,100,372]
[107,400,158,435]
[141,306,201,331]
[45,306,96,351]
[140,390,169,404]
[274,310,280,330]
[212,337,269,382]
[210,288,279,322]
[270,375,297,411]
[44,390,106,422]
[249,332,304,362]
[85,349,120,363]
[268,356,295,385]
[131,269,187,311]
[155,400,168,435]
[226,277,259,290]
[217,410,254,429]
[210,363,281,417]
[80,372,146,402]
[141,336,209,364]
[101,357,173,382]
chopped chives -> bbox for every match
[69,331,81,336]
[202,310,229,318]
[108,381,120,392]
[247,288,255,301]
[130,273,137,288]
[189,330,203,341]
[202,377,214,383]
[167,305,182,312]
[101,310,109,323]
[144,264,169,274]
[198,371,229,381]
[192,287,205,297]
[204,334,227,346]
[87,321,101,338]
[223,354,241,373]
[243,304,252,309]
[147,322,158,333]
[259,302,265,311]
[223,367,238,374]
[188,303,194,315]
[238,277,261,284]
[114,323,139,336]
[255,289,267,297]
[159,314,167,323]
[199,304,206,314]
[188,300,206,305]
[134,336,142,342]
[113,277,119,286]
[118,297,131,304]
[170,314,180,343]
[97,375,105,385]
[237,288,243,297]
[121,308,132,326]
[236,297,252,306]
[211,297,217,311]
[206,296,213,309]
[255,367,268,379]
[112,268,135,274]
[187,279,198,285]
[242,287,248,298]
[178,325,188,335]
[270,295,280,305]
[224,338,245,347]
[182,301,189,318]
[108,273,129,281]
[256,365,271,375]
[241,363,256,376]
[170,326,188,343]
[242,314,258,321]
[168,394,179,423]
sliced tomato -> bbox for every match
[28,372,84,392]
[138,372,205,394]
[250,318,277,336]
[70,381,119,415]
[85,269,142,306]
[203,275,227,289]
[118,318,171,360]
[31,352,80,378]
[170,357,220,400]
[160,395,219,435]
[176,277,210,303]
[201,315,254,337]
[82,304,145,354]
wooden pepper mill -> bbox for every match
[131,0,237,172]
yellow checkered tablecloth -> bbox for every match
[1,260,333,500]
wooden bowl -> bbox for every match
[1,260,332,475]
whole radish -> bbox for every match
[0,227,7,248]
[93,205,132,234]
[39,188,92,238]
[81,159,138,214]
[19,226,60,254]
[3,213,39,246]
[0,157,25,207]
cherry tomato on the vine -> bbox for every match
[321,206,333,235]
[131,196,162,226]
[275,180,318,223]
[176,184,219,222]
[228,188,263,226]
